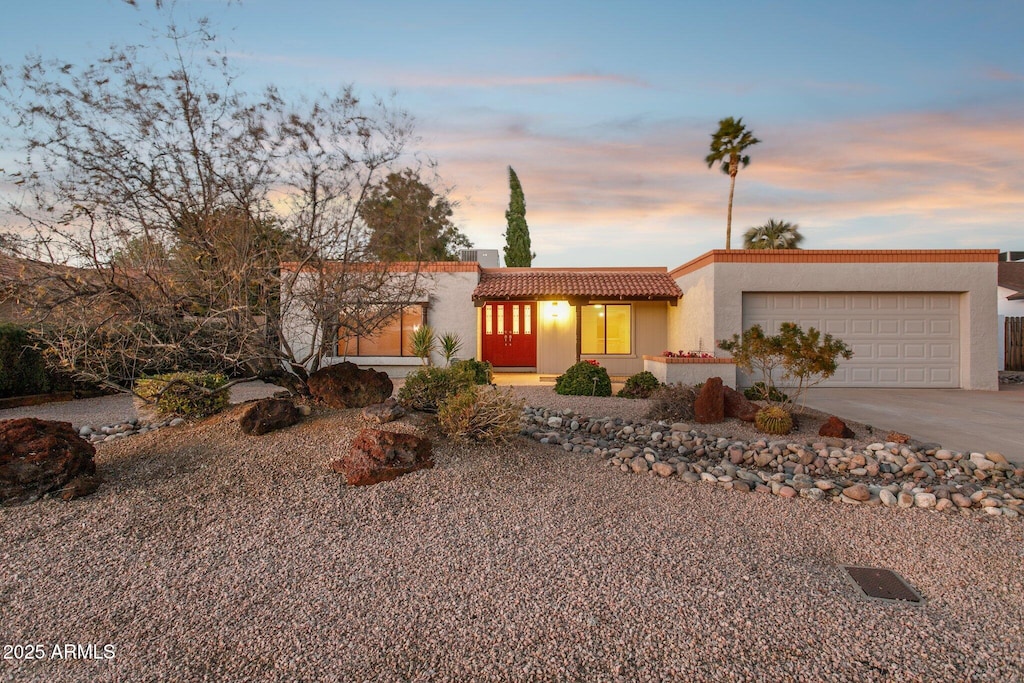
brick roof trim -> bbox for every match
[669,249,1001,279]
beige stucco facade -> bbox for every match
[670,250,999,390]
[530,300,670,376]
[282,250,1000,389]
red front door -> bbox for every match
[481,302,537,368]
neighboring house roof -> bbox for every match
[472,268,683,302]
[999,262,1024,301]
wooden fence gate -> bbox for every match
[1007,316,1024,371]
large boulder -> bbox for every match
[694,377,725,424]
[1,418,97,505]
[307,362,393,410]
[239,398,301,436]
[818,416,855,439]
[722,386,758,422]
[331,428,433,486]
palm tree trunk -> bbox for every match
[726,171,737,250]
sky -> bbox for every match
[1,0,1022,267]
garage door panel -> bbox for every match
[740,292,960,388]
[903,320,926,335]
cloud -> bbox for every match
[984,67,1024,83]
[421,108,1024,266]
[226,51,650,91]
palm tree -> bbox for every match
[743,219,804,250]
[705,117,761,250]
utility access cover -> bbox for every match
[841,565,923,605]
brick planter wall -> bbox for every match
[642,355,737,388]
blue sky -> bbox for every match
[2,0,1022,266]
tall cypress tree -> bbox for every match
[503,166,534,267]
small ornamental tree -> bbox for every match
[503,166,535,267]
[719,322,852,410]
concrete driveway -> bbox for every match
[802,385,1024,465]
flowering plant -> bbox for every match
[661,350,714,358]
[583,359,601,367]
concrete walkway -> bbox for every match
[802,385,1024,464]
[0,380,282,430]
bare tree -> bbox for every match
[0,17,430,396]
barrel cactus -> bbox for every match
[755,405,793,435]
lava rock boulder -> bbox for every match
[1,418,98,505]
[307,362,393,410]
[239,398,301,436]
[331,428,432,486]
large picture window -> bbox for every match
[581,304,631,355]
[338,305,424,357]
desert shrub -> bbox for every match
[134,371,230,418]
[755,405,793,435]
[0,324,50,398]
[617,370,661,399]
[555,361,612,397]
[397,365,475,413]
[743,381,789,403]
[646,383,698,421]
[719,322,852,409]
[439,332,463,367]
[410,324,437,365]
[451,358,493,385]
[438,385,524,443]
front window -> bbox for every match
[581,304,631,355]
[338,305,424,357]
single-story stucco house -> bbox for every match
[282,249,1000,391]
[998,255,1024,371]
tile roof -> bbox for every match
[472,268,682,301]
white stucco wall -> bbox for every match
[672,254,998,390]
[998,286,1024,317]
[280,267,480,378]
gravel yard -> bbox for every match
[2,388,1024,682]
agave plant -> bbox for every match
[439,331,463,367]
[409,324,436,365]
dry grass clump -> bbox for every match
[438,385,524,443]
[646,383,698,422]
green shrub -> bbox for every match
[397,365,475,413]
[438,385,524,443]
[743,381,789,403]
[555,361,612,397]
[134,371,230,418]
[451,358,493,385]
[646,383,698,421]
[755,405,793,435]
[617,370,661,399]
[0,324,50,398]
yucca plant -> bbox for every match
[439,331,463,367]
[409,324,436,366]
[755,405,793,435]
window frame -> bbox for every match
[581,303,633,356]
[337,304,427,358]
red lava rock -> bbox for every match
[307,362,393,410]
[694,377,725,424]
[239,398,301,435]
[0,418,97,505]
[887,431,910,444]
[722,386,758,422]
[818,416,855,439]
[331,428,433,486]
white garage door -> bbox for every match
[741,293,960,388]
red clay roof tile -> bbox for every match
[472,268,682,301]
